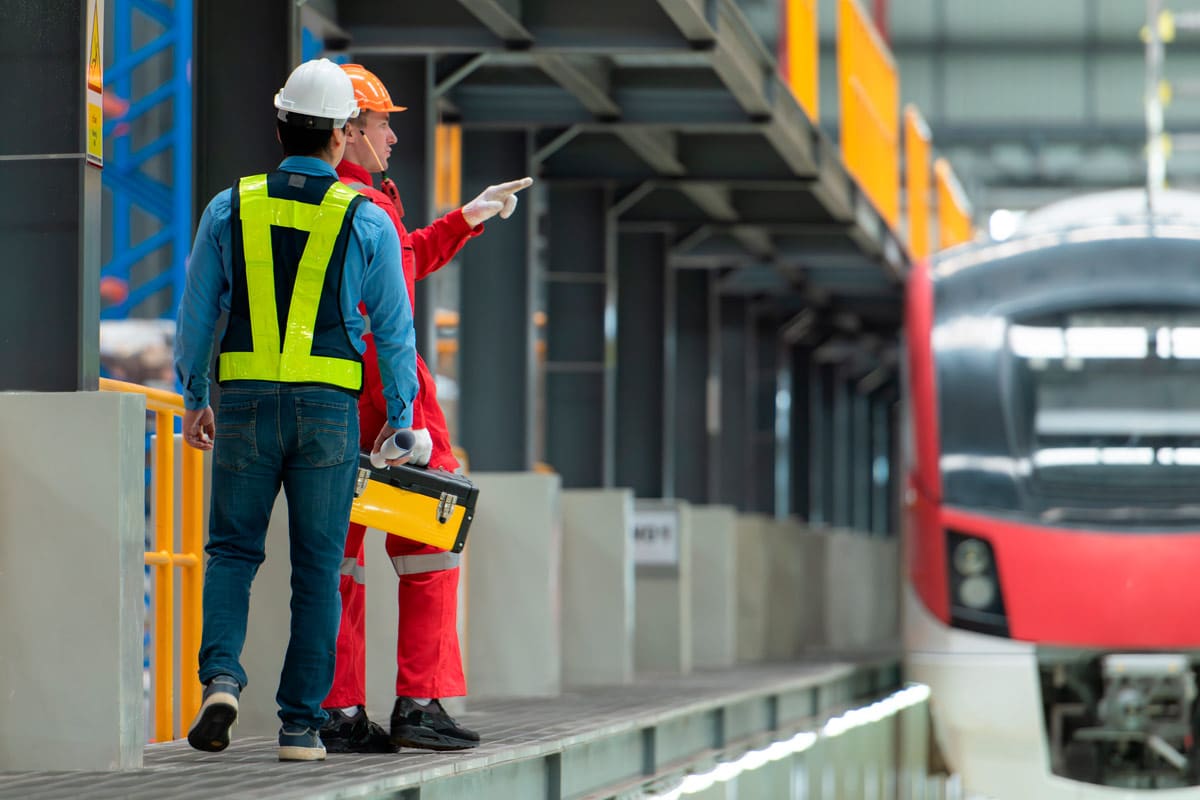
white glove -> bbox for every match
[461,177,534,227]
[410,428,433,467]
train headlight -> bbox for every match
[953,538,991,576]
[946,531,1009,637]
[958,575,996,609]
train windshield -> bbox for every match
[1008,309,1200,525]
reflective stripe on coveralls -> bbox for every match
[339,557,367,585]
[390,551,461,576]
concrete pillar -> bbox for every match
[689,506,737,669]
[0,393,145,769]
[466,473,562,697]
[561,489,635,686]
[634,500,692,674]
[1,0,101,390]
[459,131,536,471]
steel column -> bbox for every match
[615,229,669,498]
[545,185,614,487]
[193,0,289,225]
[672,269,711,504]
[788,345,812,521]
[0,0,100,390]
[717,295,750,510]
[458,130,536,471]
[364,56,438,365]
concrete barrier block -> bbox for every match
[0,392,145,769]
[689,506,737,670]
[561,489,635,687]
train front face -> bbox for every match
[906,227,1200,796]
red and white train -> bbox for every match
[904,190,1200,797]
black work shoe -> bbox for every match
[187,675,240,752]
[390,698,480,751]
[320,706,397,754]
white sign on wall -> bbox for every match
[633,507,679,567]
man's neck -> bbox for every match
[342,155,377,176]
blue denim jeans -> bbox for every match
[197,382,359,731]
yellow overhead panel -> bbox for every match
[904,105,932,261]
[780,0,819,123]
[934,157,973,250]
[838,0,899,230]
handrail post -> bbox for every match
[180,443,204,727]
[153,411,176,741]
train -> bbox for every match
[904,189,1200,797]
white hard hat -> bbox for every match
[274,58,360,129]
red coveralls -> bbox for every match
[324,159,481,706]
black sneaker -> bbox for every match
[187,675,240,752]
[390,698,480,751]
[320,706,397,754]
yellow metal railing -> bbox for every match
[838,0,899,230]
[779,0,819,123]
[904,105,932,261]
[100,378,204,742]
[934,157,974,249]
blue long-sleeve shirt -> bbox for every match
[174,156,417,428]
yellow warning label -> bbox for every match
[85,0,103,167]
[87,101,103,167]
[87,0,102,93]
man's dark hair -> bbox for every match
[277,119,335,157]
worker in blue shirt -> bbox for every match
[173,58,418,762]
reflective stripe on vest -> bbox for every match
[219,175,363,390]
[339,557,366,585]
[390,551,461,576]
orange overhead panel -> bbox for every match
[778,0,819,123]
[934,157,974,249]
[838,0,899,230]
[904,105,932,260]
[435,123,462,214]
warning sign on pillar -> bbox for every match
[85,0,104,168]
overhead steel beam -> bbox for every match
[678,182,739,222]
[533,54,622,118]
[613,127,686,175]
[654,0,716,42]
[709,0,772,117]
[456,0,533,43]
[729,225,774,259]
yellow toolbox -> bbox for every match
[350,454,479,553]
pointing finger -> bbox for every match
[489,177,534,197]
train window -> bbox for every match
[1010,308,1200,527]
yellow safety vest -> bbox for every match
[219,174,363,391]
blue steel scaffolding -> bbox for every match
[102,0,192,322]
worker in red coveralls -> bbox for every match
[320,63,532,754]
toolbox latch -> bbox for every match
[436,492,457,524]
[354,468,370,498]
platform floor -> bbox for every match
[0,659,898,800]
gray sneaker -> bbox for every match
[187,675,240,752]
[279,725,327,761]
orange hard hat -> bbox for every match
[340,64,407,113]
